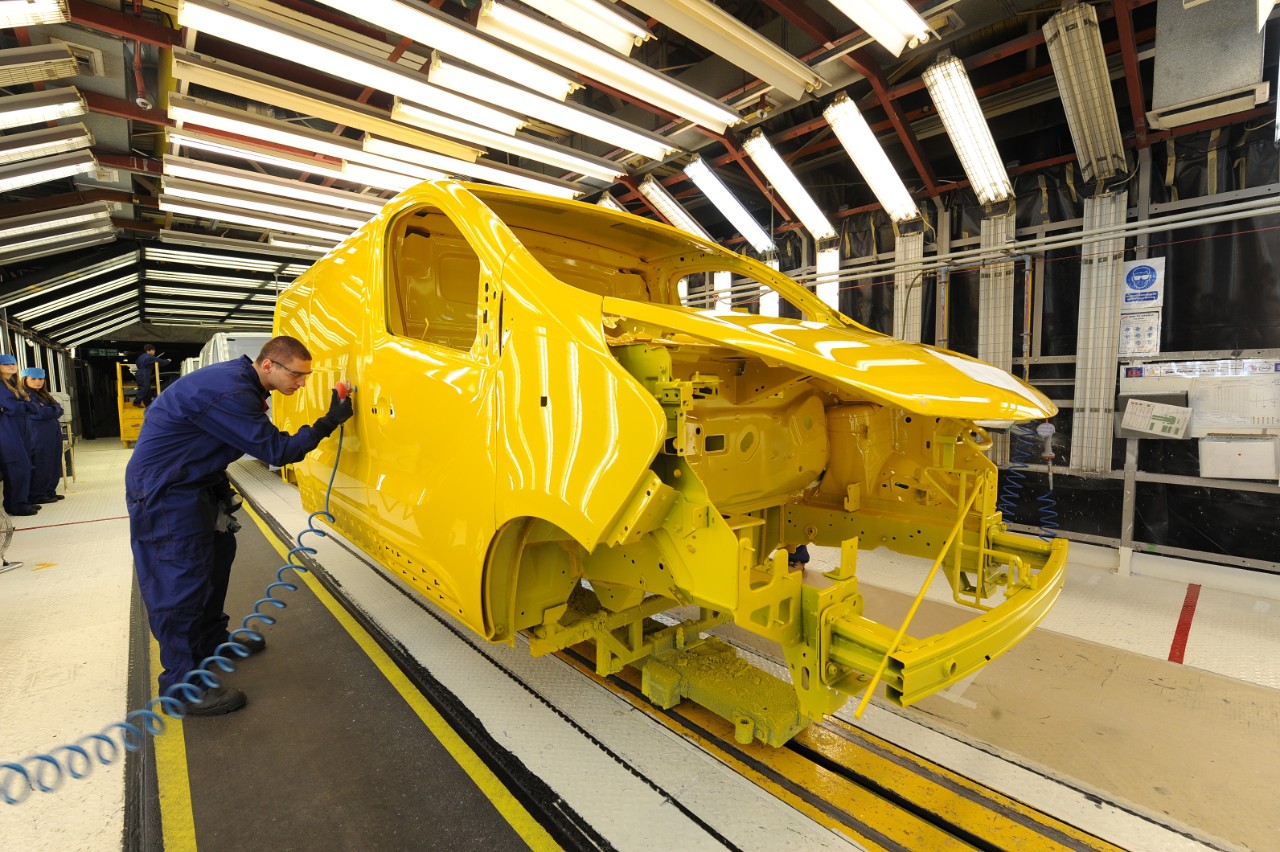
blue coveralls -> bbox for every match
[0,390,37,514]
[134,352,171,407]
[27,394,64,502]
[125,356,336,694]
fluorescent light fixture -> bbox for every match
[159,197,355,243]
[47,301,137,338]
[164,157,386,215]
[596,192,627,212]
[0,0,68,27]
[392,99,624,182]
[159,229,322,260]
[171,48,482,161]
[163,178,372,230]
[637,175,712,239]
[1,221,113,260]
[17,273,138,322]
[0,150,98,192]
[0,123,93,166]
[145,247,302,274]
[169,96,448,188]
[62,311,143,349]
[0,88,86,131]
[823,94,919,222]
[169,128,350,182]
[0,203,110,241]
[815,244,841,308]
[148,299,275,313]
[363,136,582,199]
[741,130,835,241]
[30,288,137,328]
[825,0,931,58]
[339,162,420,193]
[1043,2,1126,183]
[523,0,650,54]
[178,0,523,139]
[269,234,335,254]
[428,56,677,162]
[683,156,774,253]
[0,43,78,87]
[314,0,576,100]
[624,0,825,100]
[147,269,285,288]
[0,252,135,310]
[147,286,277,303]
[476,1,740,133]
[922,54,1011,205]
[760,255,780,316]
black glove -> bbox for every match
[313,388,355,435]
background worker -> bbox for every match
[21,368,65,504]
[0,354,39,517]
[125,335,353,716]
[133,344,171,408]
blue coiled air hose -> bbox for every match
[1,421,347,806]
[995,421,1059,542]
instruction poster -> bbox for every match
[1119,311,1161,356]
[1121,258,1165,311]
[1121,398,1191,438]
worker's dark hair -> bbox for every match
[256,335,312,366]
[143,344,156,353]
[22,376,54,404]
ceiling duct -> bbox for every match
[1147,0,1269,129]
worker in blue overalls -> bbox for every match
[133,344,171,407]
[21,368,65,504]
[126,335,353,716]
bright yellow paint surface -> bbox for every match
[275,180,1067,745]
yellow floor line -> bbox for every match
[148,638,198,852]
[244,503,561,851]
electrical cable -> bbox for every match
[1,398,350,806]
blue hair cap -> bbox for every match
[0,354,16,365]
[22,367,46,379]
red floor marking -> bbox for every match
[1168,583,1202,664]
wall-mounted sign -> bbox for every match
[1121,257,1165,312]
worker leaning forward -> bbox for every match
[125,335,353,716]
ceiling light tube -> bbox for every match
[362,136,582,198]
[0,203,111,241]
[0,123,94,166]
[0,222,113,259]
[144,247,299,273]
[823,94,920,222]
[0,43,79,87]
[476,1,740,133]
[164,157,386,215]
[825,0,931,58]
[159,197,355,242]
[0,233,116,269]
[163,178,371,230]
[0,88,86,131]
[741,130,835,241]
[61,312,143,348]
[0,252,135,310]
[596,192,627,213]
[683,156,775,253]
[17,273,138,321]
[392,99,624,182]
[922,55,1012,205]
[623,0,825,100]
[178,0,522,139]
[48,302,139,339]
[146,269,283,288]
[148,299,275,313]
[1043,3,1126,183]
[158,228,322,260]
[268,234,336,254]
[171,48,482,161]
[428,56,678,161]
[315,0,576,100]
[147,286,277,302]
[338,163,420,193]
[30,288,137,327]
[637,175,712,240]
[0,0,68,27]
[169,96,447,189]
[522,0,651,54]
[168,128,349,182]
[0,149,99,192]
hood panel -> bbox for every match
[604,299,1055,421]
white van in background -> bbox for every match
[198,332,272,370]
[181,357,201,376]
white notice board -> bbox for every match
[1118,359,1280,437]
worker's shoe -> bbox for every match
[182,686,247,717]
[9,506,39,516]
[237,634,266,657]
